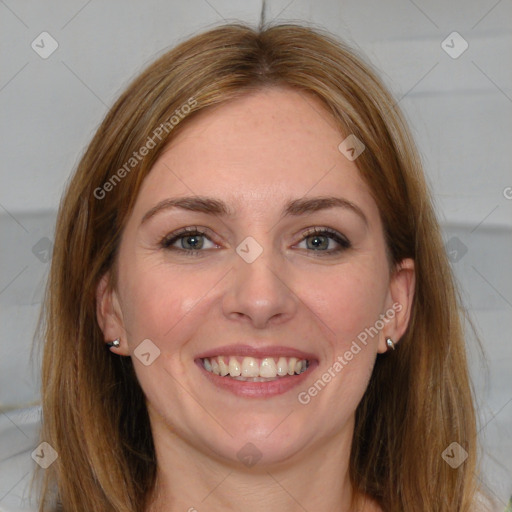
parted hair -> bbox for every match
[36,21,487,511]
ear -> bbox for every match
[377,258,415,353]
[96,272,130,355]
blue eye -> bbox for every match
[160,226,351,257]
[296,228,351,255]
[160,227,215,256]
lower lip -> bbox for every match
[195,359,318,398]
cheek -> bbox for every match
[299,267,385,423]
[117,257,201,345]
[302,260,389,414]
[300,261,389,349]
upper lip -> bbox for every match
[195,344,318,361]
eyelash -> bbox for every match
[159,226,351,257]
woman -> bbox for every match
[36,21,495,511]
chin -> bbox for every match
[204,418,316,469]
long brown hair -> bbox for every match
[36,21,487,511]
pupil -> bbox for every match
[185,235,202,249]
[309,235,327,250]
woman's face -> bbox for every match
[98,87,414,466]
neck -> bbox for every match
[145,413,368,512]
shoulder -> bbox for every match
[362,492,506,512]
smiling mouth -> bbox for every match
[200,355,310,382]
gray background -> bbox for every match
[1,0,511,510]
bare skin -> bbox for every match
[97,86,414,512]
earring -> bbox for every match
[385,337,395,351]
[106,338,120,348]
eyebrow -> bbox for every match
[141,195,368,226]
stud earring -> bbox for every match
[385,337,395,351]
[106,338,120,348]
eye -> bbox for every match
[295,227,351,255]
[160,226,351,257]
[160,226,218,256]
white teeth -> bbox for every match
[287,357,297,376]
[241,357,259,377]
[276,357,288,376]
[259,357,277,378]
[229,357,242,377]
[228,357,241,377]
[201,355,310,379]
[218,357,229,376]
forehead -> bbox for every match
[132,87,377,220]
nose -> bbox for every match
[222,243,299,329]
